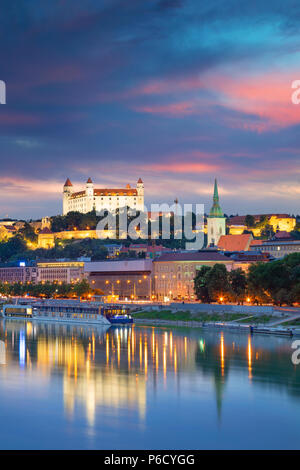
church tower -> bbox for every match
[63,178,73,215]
[207,179,226,247]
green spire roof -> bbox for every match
[209,178,224,218]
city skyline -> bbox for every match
[0,1,299,218]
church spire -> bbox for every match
[209,178,223,217]
[213,178,219,202]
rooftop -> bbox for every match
[218,234,253,252]
[154,251,232,262]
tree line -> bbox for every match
[0,279,102,299]
[0,237,109,263]
[194,253,300,306]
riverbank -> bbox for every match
[132,309,300,336]
[132,309,272,325]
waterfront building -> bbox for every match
[207,179,226,247]
[225,251,271,272]
[250,239,300,259]
[37,261,85,283]
[63,177,144,215]
[153,251,234,301]
[0,263,37,284]
[85,259,153,300]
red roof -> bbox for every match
[137,178,143,184]
[250,239,263,246]
[218,234,253,251]
[64,178,73,187]
[39,227,52,234]
[93,188,137,196]
[273,231,292,239]
[86,177,93,184]
[70,188,138,199]
[70,190,85,199]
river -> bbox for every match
[0,319,299,449]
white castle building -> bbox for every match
[63,177,144,215]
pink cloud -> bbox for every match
[124,69,300,130]
[143,161,218,173]
[132,101,198,116]
[0,113,41,125]
[214,73,300,129]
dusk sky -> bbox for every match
[0,0,299,219]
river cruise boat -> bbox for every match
[1,300,133,326]
[103,306,134,325]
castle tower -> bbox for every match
[136,177,144,211]
[85,177,94,212]
[63,178,73,215]
[207,179,226,247]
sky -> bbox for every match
[0,0,299,219]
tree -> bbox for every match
[229,268,247,304]
[247,253,300,306]
[0,236,27,262]
[245,215,255,227]
[194,266,212,303]
[19,222,37,243]
[206,264,231,302]
[194,264,231,303]
[260,224,274,239]
[72,279,91,299]
[247,263,272,305]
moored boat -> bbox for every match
[102,306,134,325]
[1,300,134,326]
[2,301,110,327]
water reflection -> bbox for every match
[1,319,300,447]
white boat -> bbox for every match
[1,301,111,327]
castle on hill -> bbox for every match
[63,177,144,215]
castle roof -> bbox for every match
[69,188,138,199]
[137,177,143,184]
[94,188,137,196]
[86,177,93,184]
[69,191,85,199]
[64,178,73,187]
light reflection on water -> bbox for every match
[0,319,300,449]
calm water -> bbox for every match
[0,319,300,449]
